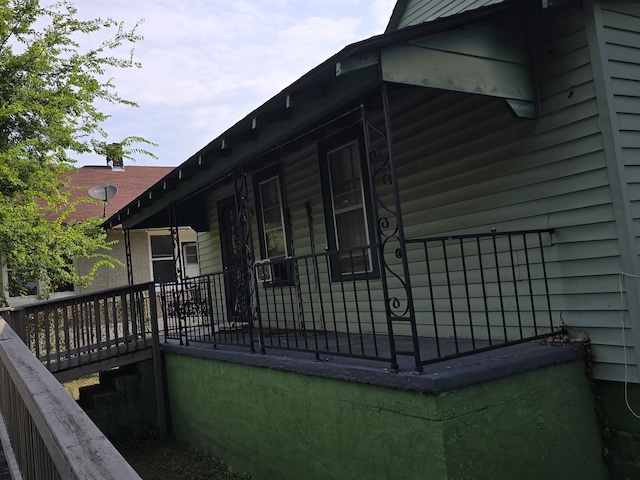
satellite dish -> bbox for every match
[88,184,118,201]
[88,184,118,217]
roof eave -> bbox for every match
[105,0,533,231]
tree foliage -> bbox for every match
[0,0,153,303]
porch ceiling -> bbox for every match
[105,1,539,232]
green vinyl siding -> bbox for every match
[397,0,504,29]
[597,0,640,383]
[387,4,634,381]
[198,185,233,276]
[602,1,640,254]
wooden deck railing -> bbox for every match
[0,315,141,480]
[5,283,156,375]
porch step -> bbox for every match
[78,384,118,411]
[77,370,139,411]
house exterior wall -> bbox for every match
[391,2,638,382]
[195,4,639,382]
[388,3,626,377]
[602,1,640,244]
[77,228,198,294]
[76,229,147,293]
[395,0,504,28]
[599,0,640,371]
[605,1,640,233]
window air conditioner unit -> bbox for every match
[255,259,273,283]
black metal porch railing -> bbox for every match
[405,229,558,367]
[159,229,565,369]
[6,283,154,373]
[160,245,392,363]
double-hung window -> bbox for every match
[150,234,177,283]
[319,128,376,278]
[254,165,291,284]
[183,242,198,266]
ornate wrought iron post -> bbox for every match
[361,83,423,372]
[124,229,133,285]
[233,164,264,353]
[168,202,184,282]
[168,202,188,344]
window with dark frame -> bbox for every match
[253,165,292,284]
[319,127,377,280]
[183,242,198,265]
[150,234,177,283]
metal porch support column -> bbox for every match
[168,202,184,282]
[124,229,133,285]
[233,165,264,353]
[168,202,187,345]
[361,83,423,372]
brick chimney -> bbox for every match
[107,143,124,171]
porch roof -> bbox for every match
[105,0,538,232]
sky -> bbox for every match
[72,0,397,167]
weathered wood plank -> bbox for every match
[0,317,141,479]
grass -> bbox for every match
[116,437,251,480]
[62,373,100,400]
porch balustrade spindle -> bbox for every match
[459,238,476,350]
[539,232,554,331]
[491,233,508,342]
[442,239,460,354]
[477,235,492,347]
[339,253,352,355]
[522,233,537,335]
[508,235,524,338]
[423,242,442,358]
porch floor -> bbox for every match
[161,320,571,378]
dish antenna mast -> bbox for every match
[88,184,118,217]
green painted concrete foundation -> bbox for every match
[165,354,607,480]
[596,380,640,479]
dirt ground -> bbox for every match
[117,437,252,480]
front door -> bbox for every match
[217,195,248,322]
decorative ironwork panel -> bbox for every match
[361,84,422,371]
[168,202,184,281]
[233,165,263,352]
[124,229,133,285]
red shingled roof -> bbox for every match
[61,165,174,222]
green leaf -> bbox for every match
[0,0,155,304]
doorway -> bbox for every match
[217,195,248,322]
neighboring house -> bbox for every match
[1,161,199,306]
[104,0,640,474]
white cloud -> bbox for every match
[71,0,399,166]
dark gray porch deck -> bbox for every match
[167,324,569,375]
[160,331,584,394]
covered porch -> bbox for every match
[104,4,567,373]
